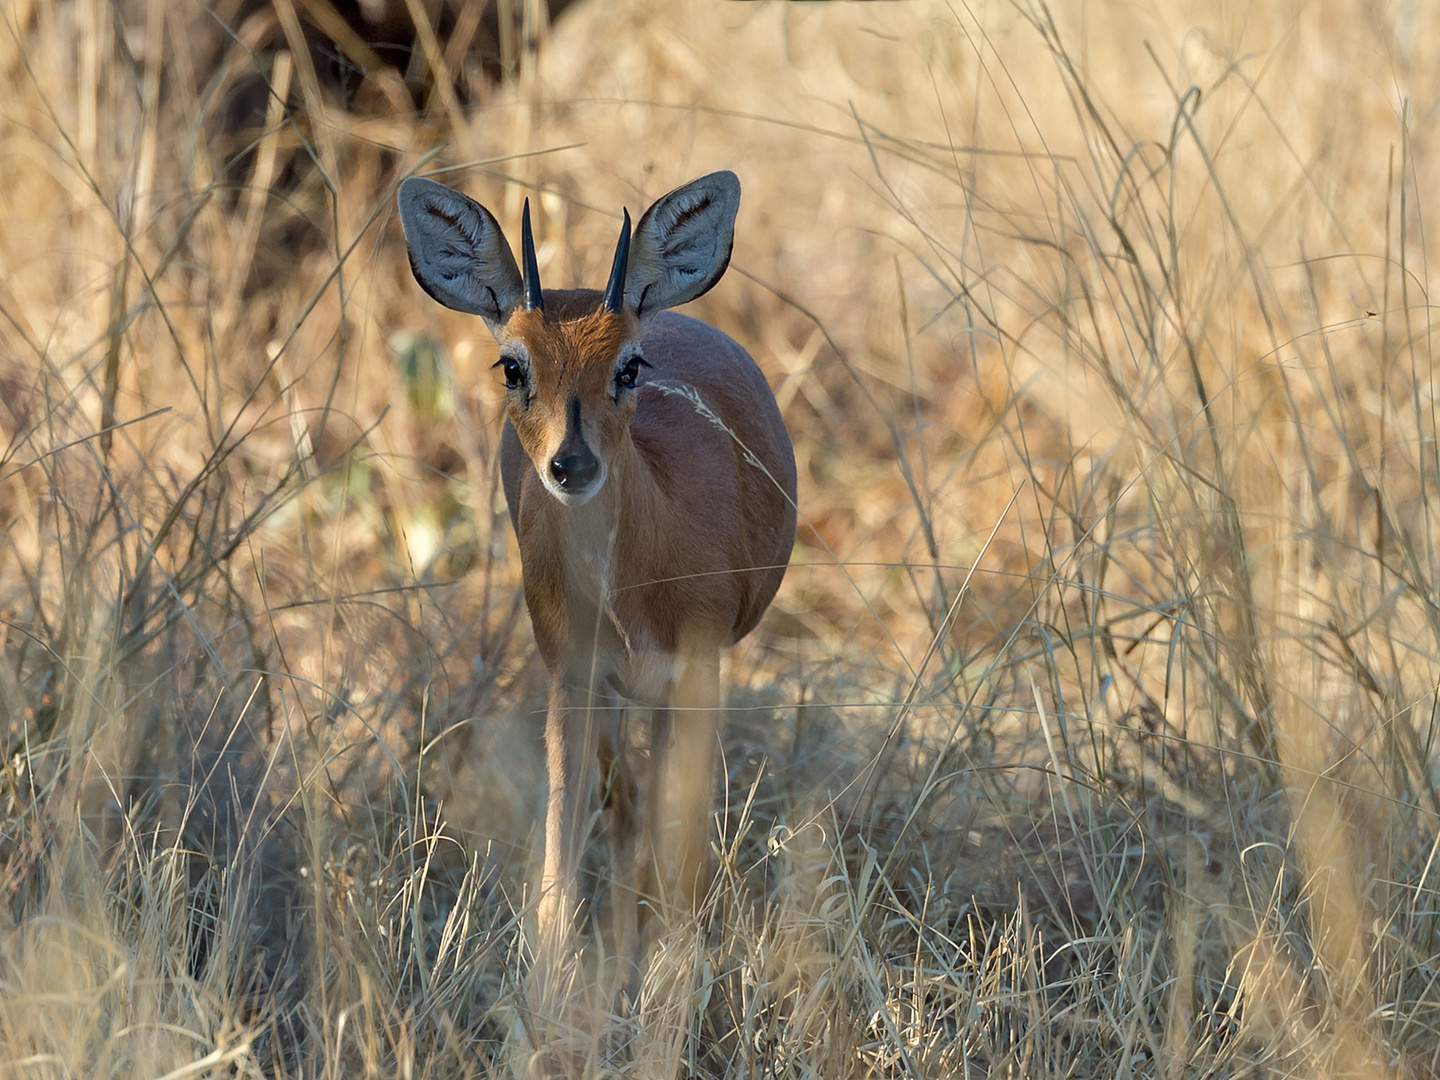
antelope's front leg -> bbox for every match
[533,675,602,1002]
[597,693,642,1001]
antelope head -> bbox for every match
[398,172,741,507]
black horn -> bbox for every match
[601,208,631,313]
[521,198,543,311]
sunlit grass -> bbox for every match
[1,0,1438,1076]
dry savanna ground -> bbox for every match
[1,0,1439,1076]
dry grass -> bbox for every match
[2,0,1440,1075]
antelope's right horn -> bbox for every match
[521,198,544,312]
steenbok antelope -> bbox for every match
[398,171,796,1011]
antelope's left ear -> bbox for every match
[624,171,740,324]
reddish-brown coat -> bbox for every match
[499,289,796,697]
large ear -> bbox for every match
[624,171,740,322]
[398,177,523,331]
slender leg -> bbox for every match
[597,692,641,999]
[639,704,671,922]
[630,647,722,1080]
[659,637,723,913]
[533,676,601,1007]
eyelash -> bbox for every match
[495,354,527,390]
[614,354,649,393]
[492,352,648,399]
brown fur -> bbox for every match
[500,290,794,666]
[497,287,796,1014]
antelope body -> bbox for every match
[398,171,796,1017]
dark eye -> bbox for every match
[497,354,527,390]
[614,354,648,393]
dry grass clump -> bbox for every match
[2,0,1440,1075]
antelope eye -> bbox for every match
[498,355,527,389]
[614,354,647,392]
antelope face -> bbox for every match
[494,307,644,506]
[399,169,740,508]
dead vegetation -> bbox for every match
[2,0,1439,1076]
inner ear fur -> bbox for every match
[398,177,523,331]
[624,171,741,322]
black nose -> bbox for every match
[550,451,599,490]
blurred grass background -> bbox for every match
[2,0,1439,1075]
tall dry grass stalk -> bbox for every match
[1,0,1439,1075]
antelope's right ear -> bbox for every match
[398,177,523,332]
